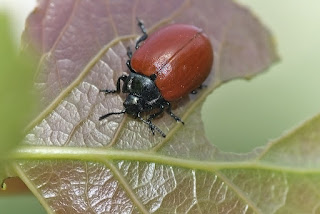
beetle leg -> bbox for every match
[100,75,127,94]
[135,18,148,49]
[148,105,165,121]
[126,60,136,73]
[148,121,156,136]
[126,47,136,73]
[165,102,184,125]
[191,84,207,94]
[191,90,198,94]
[199,84,207,89]
[138,113,166,138]
[149,74,157,81]
[127,47,133,59]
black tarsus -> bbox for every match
[166,102,184,124]
[135,18,148,49]
[99,75,128,94]
[138,113,166,138]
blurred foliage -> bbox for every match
[203,0,320,153]
[0,12,36,159]
[0,11,42,214]
[0,194,45,214]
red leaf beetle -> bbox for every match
[100,19,213,137]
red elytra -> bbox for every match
[131,24,214,101]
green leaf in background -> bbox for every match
[0,12,35,169]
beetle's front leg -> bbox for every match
[100,75,128,94]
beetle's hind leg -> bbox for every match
[191,84,207,94]
[135,18,148,49]
[165,102,184,125]
[100,75,127,94]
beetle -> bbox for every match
[99,19,213,137]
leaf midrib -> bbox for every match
[11,146,320,174]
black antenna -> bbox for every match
[99,110,126,121]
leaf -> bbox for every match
[256,114,320,214]
[0,12,36,185]
[0,12,35,156]
[12,0,281,213]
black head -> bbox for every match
[123,94,143,116]
[122,72,163,116]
